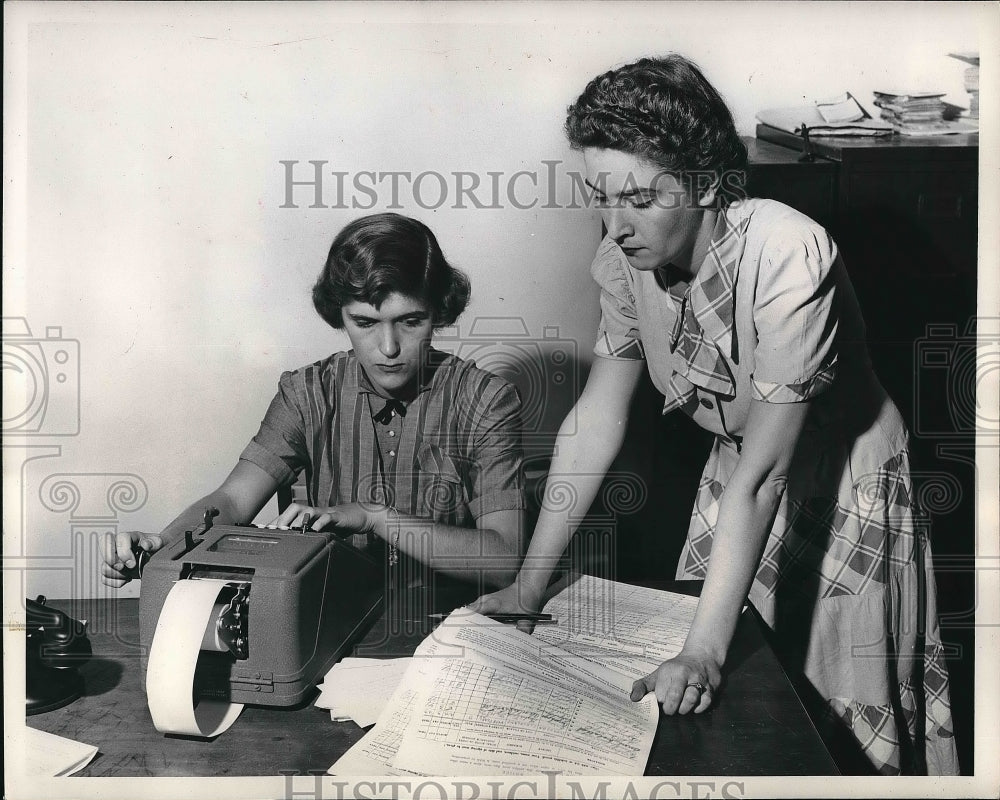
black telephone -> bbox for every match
[26,595,92,715]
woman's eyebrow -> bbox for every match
[347,309,429,323]
[620,187,657,198]
[583,179,656,198]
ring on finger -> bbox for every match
[685,682,707,694]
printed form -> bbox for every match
[330,576,701,776]
[534,574,700,686]
[332,613,657,776]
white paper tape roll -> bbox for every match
[146,578,245,737]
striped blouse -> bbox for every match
[239,349,525,527]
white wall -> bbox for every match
[4,1,991,600]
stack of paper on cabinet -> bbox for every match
[872,89,978,136]
[949,52,979,119]
[328,575,699,777]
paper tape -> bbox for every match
[146,578,245,737]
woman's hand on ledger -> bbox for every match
[468,581,544,634]
[266,502,384,537]
[100,531,163,587]
[630,647,722,715]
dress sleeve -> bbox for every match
[591,238,646,361]
[238,371,309,485]
[751,223,840,403]
[465,380,526,520]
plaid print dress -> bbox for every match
[592,199,959,775]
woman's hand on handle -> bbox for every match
[630,647,722,715]
[100,531,164,587]
[98,461,280,589]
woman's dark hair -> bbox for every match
[565,54,748,198]
[312,213,471,329]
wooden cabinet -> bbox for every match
[749,128,979,425]
[745,137,838,229]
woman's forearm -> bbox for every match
[384,512,523,588]
[159,462,279,546]
[682,475,785,665]
[516,406,629,596]
[682,400,808,667]
[158,491,252,546]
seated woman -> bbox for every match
[101,212,525,590]
[474,54,958,775]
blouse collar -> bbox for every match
[661,206,749,414]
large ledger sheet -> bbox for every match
[332,613,658,776]
[533,574,699,688]
[330,577,699,776]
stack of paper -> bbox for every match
[873,90,947,133]
[949,52,980,120]
[873,89,978,136]
[22,727,98,776]
[315,657,413,728]
[328,576,700,777]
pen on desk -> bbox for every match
[426,613,557,624]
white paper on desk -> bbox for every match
[22,727,98,776]
[328,685,427,777]
[391,613,658,776]
[756,104,893,136]
[316,657,413,728]
[895,119,979,136]
[532,575,700,686]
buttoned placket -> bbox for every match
[372,403,405,470]
[367,397,408,569]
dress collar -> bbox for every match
[660,207,749,414]
[687,207,747,357]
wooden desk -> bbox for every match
[26,581,838,776]
[745,136,838,230]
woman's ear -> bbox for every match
[685,170,721,208]
[697,178,720,208]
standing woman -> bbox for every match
[474,55,958,775]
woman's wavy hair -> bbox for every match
[312,213,471,329]
[565,54,748,202]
